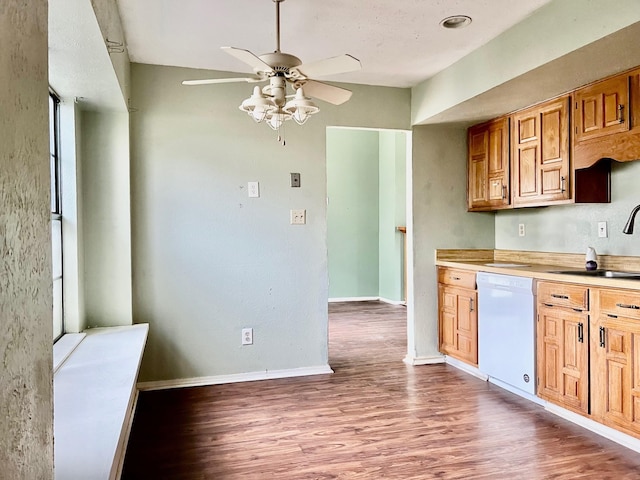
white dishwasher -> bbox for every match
[477,272,538,402]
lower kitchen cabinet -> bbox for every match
[535,281,640,439]
[591,288,640,438]
[536,281,589,415]
[438,267,478,366]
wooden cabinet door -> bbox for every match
[439,284,457,355]
[456,290,478,365]
[468,126,489,210]
[575,74,629,143]
[438,284,478,366]
[537,305,589,414]
[511,97,571,207]
[468,117,509,211]
[592,314,640,437]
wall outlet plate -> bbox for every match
[248,182,260,198]
[290,209,306,225]
[241,328,253,345]
[518,223,525,237]
[598,221,608,238]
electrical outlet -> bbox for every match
[248,181,260,198]
[518,223,525,237]
[290,209,306,225]
[242,328,253,345]
[598,221,608,238]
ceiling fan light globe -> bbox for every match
[284,91,319,125]
[265,110,291,130]
[239,86,276,123]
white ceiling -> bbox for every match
[116,0,553,89]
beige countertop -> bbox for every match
[435,249,640,290]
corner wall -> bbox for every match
[409,125,494,362]
[81,110,133,327]
[0,1,54,476]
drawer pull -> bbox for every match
[578,323,584,343]
[451,276,461,281]
[543,303,554,307]
[599,326,606,348]
[551,294,569,300]
[615,303,640,310]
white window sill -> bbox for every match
[54,324,148,480]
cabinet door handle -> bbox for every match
[616,302,640,310]
[551,294,569,300]
[470,298,475,312]
[560,176,566,193]
[578,322,584,343]
[618,104,625,124]
[501,185,507,200]
[599,326,606,348]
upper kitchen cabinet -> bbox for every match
[574,67,640,169]
[511,96,571,207]
[468,117,510,211]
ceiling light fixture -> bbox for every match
[182,0,360,146]
[440,15,472,29]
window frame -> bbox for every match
[50,90,64,342]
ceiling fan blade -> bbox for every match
[292,54,361,79]
[221,46,274,74]
[182,77,264,85]
[302,80,353,105]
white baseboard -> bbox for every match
[378,297,406,305]
[328,296,379,303]
[545,403,640,453]
[137,364,334,391]
[403,354,445,366]
[328,296,405,305]
[444,356,488,380]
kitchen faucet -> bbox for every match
[623,204,640,234]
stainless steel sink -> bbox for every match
[549,270,640,279]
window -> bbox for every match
[50,92,64,341]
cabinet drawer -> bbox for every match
[538,281,589,310]
[598,288,640,320]
[438,268,476,289]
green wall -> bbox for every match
[379,131,407,301]
[130,64,411,382]
[327,129,380,298]
[327,129,407,302]
[495,161,640,256]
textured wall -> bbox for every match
[410,125,495,361]
[0,1,54,478]
[130,63,410,382]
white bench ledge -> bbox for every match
[54,324,149,480]
[53,333,86,373]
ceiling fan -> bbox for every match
[182,0,361,137]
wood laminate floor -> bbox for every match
[122,301,640,479]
